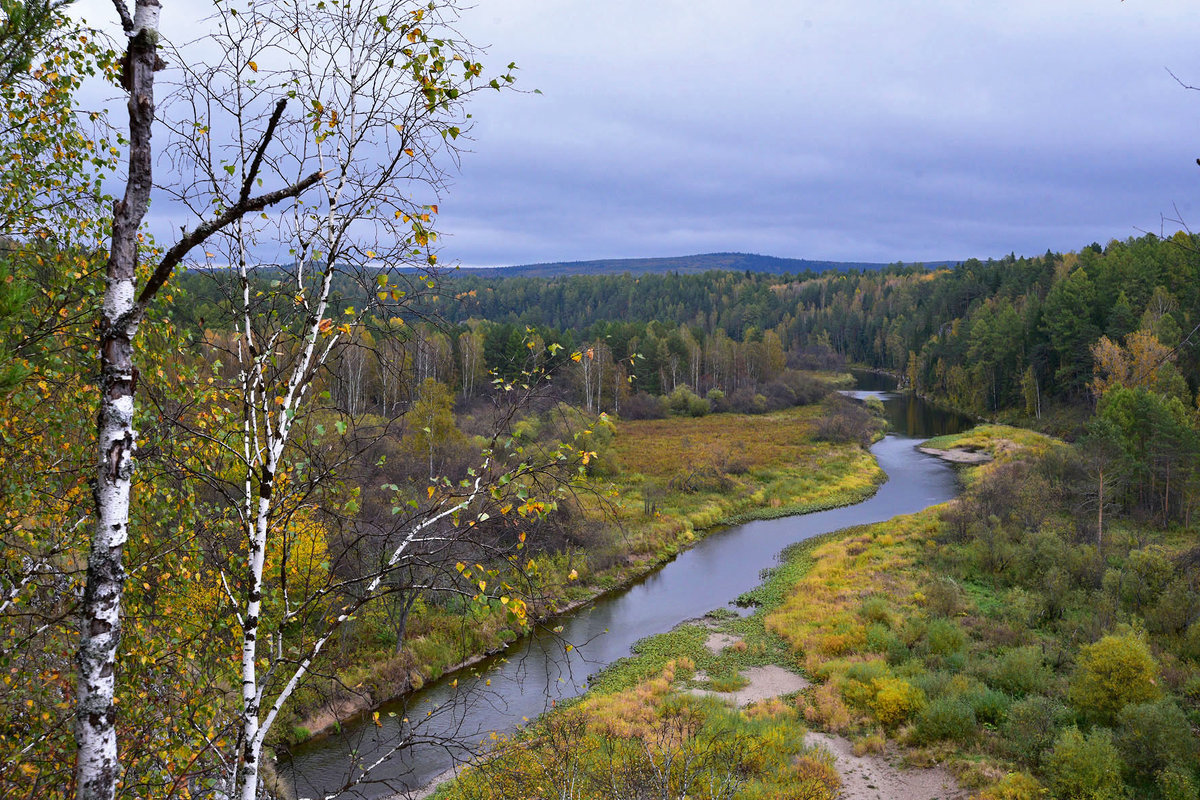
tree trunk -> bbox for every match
[75,6,160,799]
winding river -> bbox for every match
[281,377,973,799]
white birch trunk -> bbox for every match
[75,4,160,797]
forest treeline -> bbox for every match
[171,233,1200,529]
[174,233,1200,423]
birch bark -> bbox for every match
[76,4,321,798]
[74,5,160,797]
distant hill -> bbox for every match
[464,252,957,277]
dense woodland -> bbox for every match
[177,232,1200,418]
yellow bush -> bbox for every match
[804,682,854,732]
[972,772,1048,800]
[1069,632,1161,724]
[785,753,842,800]
[871,677,927,727]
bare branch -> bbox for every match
[110,0,133,33]
[136,168,325,307]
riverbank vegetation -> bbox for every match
[438,418,1200,800]
[766,428,1200,800]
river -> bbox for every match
[281,377,973,799]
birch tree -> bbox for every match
[70,0,525,798]
[148,2,534,797]
[75,0,328,794]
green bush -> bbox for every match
[1002,696,1073,769]
[885,635,911,665]
[1069,631,1162,724]
[913,695,977,744]
[1158,769,1199,800]
[666,386,710,417]
[963,685,1011,726]
[1111,546,1174,613]
[859,596,893,625]
[924,577,967,617]
[926,618,968,656]
[909,669,952,699]
[845,660,890,685]
[1044,727,1124,800]
[1114,700,1195,778]
[1147,577,1200,636]
[1184,621,1200,663]
[865,622,901,655]
[991,645,1051,697]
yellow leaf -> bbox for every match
[568,569,578,581]
[428,486,435,499]
[248,61,258,72]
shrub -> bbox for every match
[910,669,953,699]
[1114,700,1195,778]
[1184,620,1200,662]
[991,645,1051,697]
[973,772,1047,800]
[870,677,927,728]
[1112,546,1174,613]
[666,386,710,417]
[1069,631,1161,724]
[925,577,968,617]
[963,686,1011,726]
[926,618,968,656]
[864,622,898,654]
[845,659,890,685]
[1146,577,1200,636]
[859,596,893,626]
[784,753,842,800]
[913,695,977,744]
[621,391,667,419]
[1158,769,1199,800]
[1044,727,1124,800]
[1002,696,1073,768]
[813,394,880,446]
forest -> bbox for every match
[4,1,1200,800]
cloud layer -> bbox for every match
[74,1,1200,267]
[441,0,1200,265]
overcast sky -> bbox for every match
[77,1,1200,267]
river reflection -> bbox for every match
[282,381,970,798]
